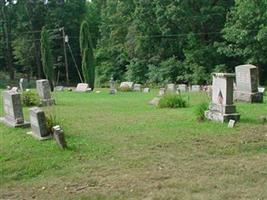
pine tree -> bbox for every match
[80,20,95,90]
[40,26,54,91]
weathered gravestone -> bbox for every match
[53,125,67,149]
[27,107,51,140]
[109,77,117,94]
[120,82,134,91]
[55,86,64,92]
[133,84,142,92]
[228,120,236,128]
[36,80,55,106]
[166,84,176,93]
[191,85,201,92]
[205,73,240,123]
[143,88,150,93]
[75,83,92,92]
[235,64,263,103]
[158,88,166,96]
[19,78,27,92]
[178,84,188,92]
[0,91,30,127]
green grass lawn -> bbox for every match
[0,89,267,200]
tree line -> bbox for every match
[1,0,267,86]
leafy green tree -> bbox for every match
[41,26,54,91]
[217,0,267,84]
[80,20,95,90]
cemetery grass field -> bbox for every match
[0,89,267,200]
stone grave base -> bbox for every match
[26,131,52,141]
[209,103,237,114]
[205,110,240,123]
[235,91,263,103]
[41,98,55,106]
[0,117,30,128]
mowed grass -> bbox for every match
[0,89,267,200]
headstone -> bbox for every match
[0,91,30,128]
[55,86,64,92]
[166,84,176,93]
[75,83,91,93]
[235,64,263,103]
[27,107,51,140]
[19,78,27,92]
[53,125,67,149]
[36,79,55,106]
[191,85,201,92]
[228,120,236,128]
[120,82,134,91]
[158,88,166,96]
[177,84,188,92]
[109,77,117,94]
[143,88,150,93]
[149,97,160,106]
[133,84,142,92]
[205,73,240,123]
[258,87,265,94]
[11,87,19,93]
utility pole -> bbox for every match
[62,27,69,85]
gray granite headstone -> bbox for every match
[228,120,236,128]
[166,84,176,93]
[235,64,263,103]
[133,84,142,92]
[36,80,55,106]
[205,73,240,123]
[28,107,51,140]
[0,91,30,128]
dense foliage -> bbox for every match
[0,0,266,86]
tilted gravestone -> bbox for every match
[53,125,67,149]
[19,78,27,92]
[205,73,240,123]
[27,107,51,140]
[133,84,142,92]
[178,84,188,92]
[191,85,201,92]
[75,83,92,92]
[0,91,30,127]
[36,80,55,106]
[166,84,176,93]
[235,64,263,103]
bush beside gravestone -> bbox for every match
[158,94,187,108]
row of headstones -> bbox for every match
[205,64,265,124]
[0,80,65,147]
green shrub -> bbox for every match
[45,113,61,135]
[158,94,188,108]
[21,91,39,107]
[194,102,209,122]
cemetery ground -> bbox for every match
[0,89,267,200]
